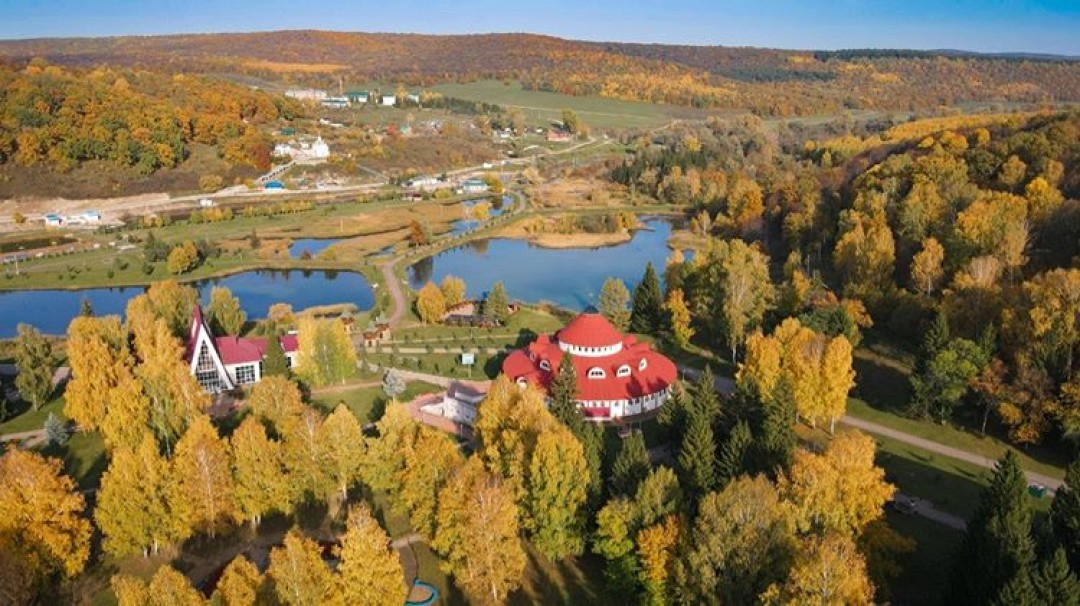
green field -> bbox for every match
[431,80,687,129]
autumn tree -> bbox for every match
[677,475,795,604]
[440,275,467,307]
[268,529,341,606]
[474,377,556,507]
[230,417,292,527]
[320,405,366,500]
[362,402,421,499]
[247,375,305,431]
[64,315,131,430]
[169,416,238,538]
[562,108,582,134]
[207,286,246,335]
[687,238,773,361]
[0,449,91,592]
[127,280,199,339]
[637,514,681,606]
[212,556,265,606]
[777,533,874,605]
[113,565,207,606]
[483,281,510,324]
[338,504,407,606]
[527,427,589,560]
[665,288,694,348]
[295,317,357,387]
[631,262,663,334]
[167,240,200,274]
[599,277,632,331]
[909,336,988,423]
[833,195,895,302]
[398,426,464,538]
[910,237,945,296]
[96,434,175,557]
[136,319,211,454]
[13,324,54,410]
[416,281,448,324]
[779,430,895,536]
[281,407,333,502]
[433,457,526,604]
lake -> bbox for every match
[0,269,374,337]
[289,238,343,258]
[407,217,681,310]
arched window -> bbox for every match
[587,367,606,379]
[617,364,631,377]
[639,358,648,371]
[539,359,551,372]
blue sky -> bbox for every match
[3,0,1080,55]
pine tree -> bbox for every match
[716,420,752,488]
[549,352,582,433]
[79,297,94,317]
[993,570,1038,606]
[691,366,722,424]
[263,331,290,377]
[631,262,663,334]
[948,450,1036,605]
[656,381,688,445]
[1035,548,1080,606]
[610,431,651,497]
[1050,459,1080,571]
[44,412,70,446]
[753,375,796,476]
[678,412,716,503]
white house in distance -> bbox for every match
[381,94,397,107]
[460,178,490,194]
[186,306,298,393]
[285,89,327,101]
[274,136,330,162]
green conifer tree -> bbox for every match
[610,431,650,498]
[262,331,290,377]
[716,420,752,488]
[1050,460,1080,571]
[691,366,722,424]
[753,376,796,476]
[1035,548,1080,606]
[630,262,663,334]
[484,281,510,324]
[677,412,716,503]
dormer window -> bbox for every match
[539,359,551,372]
[617,364,631,377]
[639,358,648,371]
[587,367,606,379]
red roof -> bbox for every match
[502,313,677,407]
[214,335,298,365]
[556,313,624,348]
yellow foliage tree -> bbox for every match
[398,426,464,538]
[230,416,293,527]
[247,375,305,431]
[64,315,131,430]
[433,457,525,604]
[319,405,366,501]
[338,504,408,606]
[96,433,175,557]
[212,555,264,606]
[665,288,694,348]
[113,565,207,606]
[416,280,448,324]
[778,533,874,606]
[268,529,341,606]
[637,514,682,606]
[294,317,357,388]
[910,237,945,296]
[0,449,91,586]
[440,275,467,308]
[526,426,589,560]
[779,430,895,536]
[169,416,238,539]
[167,240,200,274]
[281,407,334,501]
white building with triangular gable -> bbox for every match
[185,306,299,393]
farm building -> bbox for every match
[460,178,490,194]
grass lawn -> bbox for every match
[884,510,963,604]
[430,81,684,129]
[40,430,108,490]
[0,395,65,433]
[309,380,442,423]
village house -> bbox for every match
[459,178,490,194]
[185,306,298,393]
[381,94,397,107]
[285,89,327,101]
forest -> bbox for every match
[0,62,295,174]
[1,31,1079,116]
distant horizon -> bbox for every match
[1,28,1078,61]
[3,1,1079,56]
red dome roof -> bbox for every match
[557,313,623,348]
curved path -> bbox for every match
[378,257,408,327]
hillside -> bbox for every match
[1,31,1079,116]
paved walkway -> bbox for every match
[839,415,1062,491]
[0,429,47,448]
[893,493,967,530]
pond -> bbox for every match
[448,196,511,236]
[0,269,374,337]
[407,217,682,310]
[289,238,343,258]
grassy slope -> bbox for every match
[431,81,678,129]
